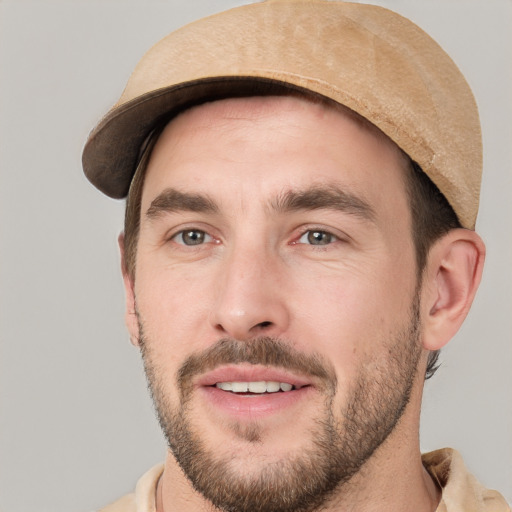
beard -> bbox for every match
[138,294,422,512]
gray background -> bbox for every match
[0,1,510,510]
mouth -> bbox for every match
[214,380,301,394]
[196,365,314,417]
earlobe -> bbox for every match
[421,229,485,351]
[118,232,140,347]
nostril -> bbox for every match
[257,321,272,329]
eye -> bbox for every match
[298,230,338,246]
[172,229,212,246]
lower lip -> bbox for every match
[199,386,313,418]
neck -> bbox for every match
[314,425,440,512]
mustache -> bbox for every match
[176,337,337,399]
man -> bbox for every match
[82,1,510,511]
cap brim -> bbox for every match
[82,77,319,199]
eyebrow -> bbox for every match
[270,185,376,222]
[145,185,376,223]
[146,188,219,219]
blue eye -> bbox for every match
[173,229,212,246]
[298,230,337,246]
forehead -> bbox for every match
[152,95,401,158]
[141,95,411,214]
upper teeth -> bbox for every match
[215,381,294,393]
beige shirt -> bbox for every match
[99,449,510,512]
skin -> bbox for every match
[121,96,485,511]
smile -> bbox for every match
[215,381,295,393]
[193,366,316,419]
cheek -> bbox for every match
[287,257,416,382]
[288,278,372,386]
[134,260,217,360]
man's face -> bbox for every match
[128,96,423,512]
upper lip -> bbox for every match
[195,364,313,389]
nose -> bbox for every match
[211,244,290,341]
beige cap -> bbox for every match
[82,0,482,229]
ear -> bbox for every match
[118,232,140,347]
[421,228,485,351]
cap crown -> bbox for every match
[83,0,481,228]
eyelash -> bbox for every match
[169,227,340,249]
[296,229,339,246]
[170,229,214,246]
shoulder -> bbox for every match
[98,464,164,512]
[422,448,510,512]
[99,493,136,512]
